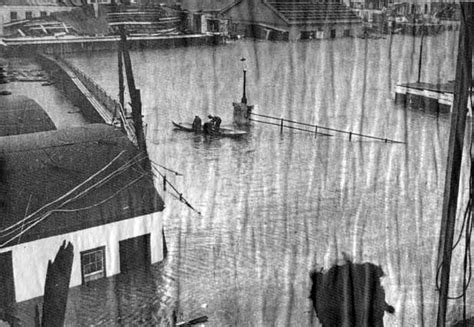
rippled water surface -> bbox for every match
[68,32,473,326]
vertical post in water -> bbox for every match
[241,57,247,104]
[118,43,125,111]
[436,3,472,326]
[280,118,284,133]
[119,25,149,170]
[314,125,318,137]
[163,175,167,191]
[417,25,425,83]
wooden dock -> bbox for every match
[394,81,473,115]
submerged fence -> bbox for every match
[249,112,405,144]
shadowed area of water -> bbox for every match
[66,32,473,326]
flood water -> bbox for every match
[68,32,473,326]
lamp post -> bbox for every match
[241,57,247,104]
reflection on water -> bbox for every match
[68,32,473,326]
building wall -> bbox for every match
[0,5,74,25]
[288,22,362,40]
[0,212,163,303]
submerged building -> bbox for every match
[0,98,165,312]
[220,0,362,40]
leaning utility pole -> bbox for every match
[436,3,472,326]
[118,25,149,170]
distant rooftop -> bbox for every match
[0,124,164,248]
[181,0,233,12]
[267,1,361,24]
[0,0,67,6]
[0,95,56,137]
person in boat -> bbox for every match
[192,115,202,132]
[202,121,213,135]
[208,115,222,132]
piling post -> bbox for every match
[349,131,352,141]
[163,175,167,191]
[314,126,318,137]
[280,118,284,133]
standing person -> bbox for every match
[192,115,202,132]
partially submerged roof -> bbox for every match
[0,95,56,137]
[266,1,361,25]
[0,124,164,248]
[221,0,361,26]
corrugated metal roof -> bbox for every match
[0,124,164,248]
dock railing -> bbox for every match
[249,112,405,144]
[59,58,119,116]
[58,57,137,145]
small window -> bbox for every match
[81,247,106,283]
[10,12,17,21]
[25,11,32,20]
[344,29,350,37]
[40,11,47,17]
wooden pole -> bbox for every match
[417,25,424,83]
[119,25,149,167]
[118,43,125,110]
[436,3,472,326]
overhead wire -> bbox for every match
[148,162,201,216]
[0,151,143,238]
[0,150,127,235]
[0,151,148,246]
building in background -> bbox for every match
[0,0,78,36]
[220,0,362,41]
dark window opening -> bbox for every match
[10,12,17,21]
[300,31,316,40]
[330,29,336,38]
[119,234,151,273]
[40,11,47,17]
[25,11,32,20]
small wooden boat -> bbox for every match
[172,121,247,138]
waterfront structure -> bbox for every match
[394,81,473,115]
[220,0,362,41]
[106,4,184,35]
[0,122,165,305]
[0,0,76,35]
